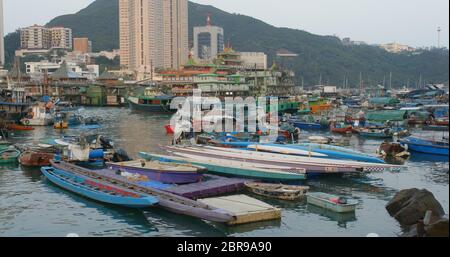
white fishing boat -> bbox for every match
[306,192,358,213]
[21,103,55,126]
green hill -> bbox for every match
[4,0,449,87]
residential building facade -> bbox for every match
[20,25,72,50]
[119,0,188,77]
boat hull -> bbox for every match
[139,152,307,181]
[42,167,158,208]
[19,151,55,167]
[400,138,449,156]
[307,194,357,213]
[106,163,203,184]
[129,100,175,114]
[292,122,323,130]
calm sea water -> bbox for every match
[0,107,448,237]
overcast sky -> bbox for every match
[3,0,449,48]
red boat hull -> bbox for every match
[19,152,55,167]
[6,124,35,131]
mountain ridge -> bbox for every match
[4,0,449,87]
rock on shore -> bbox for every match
[386,188,448,237]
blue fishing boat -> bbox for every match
[41,167,159,208]
[400,137,449,156]
[291,121,323,130]
[294,143,385,164]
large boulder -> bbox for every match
[386,188,445,226]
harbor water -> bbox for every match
[0,107,448,237]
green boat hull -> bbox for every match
[139,152,306,181]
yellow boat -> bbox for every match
[54,121,68,129]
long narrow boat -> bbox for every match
[291,121,323,130]
[42,167,159,208]
[106,160,204,184]
[247,144,327,157]
[160,146,360,174]
[0,149,21,164]
[160,146,402,173]
[139,152,307,181]
[50,160,235,223]
[293,143,385,164]
[245,183,309,201]
[306,192,358,213]
[400,137,449,156]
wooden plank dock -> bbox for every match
[199,194,282,225]
[164,175,250,200]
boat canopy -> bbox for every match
[366,110,408,122]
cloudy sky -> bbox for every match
[3,0,449,47]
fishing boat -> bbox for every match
[400,137,449,156]
[19,151,55,167]
[291,121,323,130]
[41,167,159,208]
[377,142,410,159]
[106,160,205,184]
[50,160,235,223]
[295,143,385,164]
[20,103,54,126]
[247,144,327,157]
[154,146,403,174]
[306,192,358,213]
[330,123,353,134]
[355,127,393,139]
[128,87,175,113]
[139,152,307,181]
[6,123,34,131]
[0,148,21,164]
[245,182,310,201]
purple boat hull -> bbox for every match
[106,163,203,184]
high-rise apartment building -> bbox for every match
[73,38,92,53]
[20,25,72,50]
[0,0,5,66]
[119,0,188,74]
[50,27,73,49]
[193,15,224,62]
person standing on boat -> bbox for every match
[293,127,301,143]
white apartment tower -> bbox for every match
[193,15,224,62]
[119,0,188,74]
[0,0,5,66]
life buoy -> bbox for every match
[24,119,31,126]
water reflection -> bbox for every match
[307,205,357,228]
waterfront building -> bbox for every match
[119,0,188,76]
[193,15,224,62]
[73,38,92,53]
[240,52,268,70]
[24,60,99,80]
